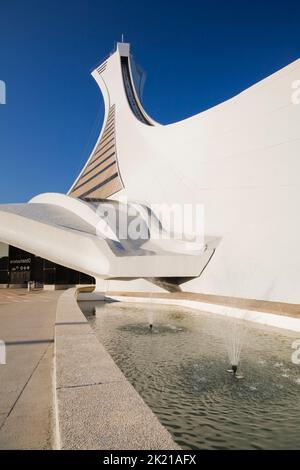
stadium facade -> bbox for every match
[0,42,299,303]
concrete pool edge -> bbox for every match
[84,292,300,333]
[54,288,179,450]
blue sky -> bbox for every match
[0,0,300,203]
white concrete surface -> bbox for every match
[1,42,299,304]
[74,43,300,304]
[0,195,213,280]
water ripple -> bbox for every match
[80,300,300,450]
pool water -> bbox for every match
[79,300,300,450]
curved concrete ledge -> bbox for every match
[105,293,300,333]
[54,288,179,450]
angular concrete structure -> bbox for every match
[0,42,300,303]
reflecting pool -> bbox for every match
[79,300,300,450]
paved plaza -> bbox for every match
[0,289,59,449]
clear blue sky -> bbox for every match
[1,0,300,203]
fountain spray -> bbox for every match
[224,318,245,379]
[147,296,154,331]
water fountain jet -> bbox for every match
[146,294,155,332]
[223,316,246,379]
[227,364,244,379]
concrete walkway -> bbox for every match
[0,289,60,449]
[55,288,179,450]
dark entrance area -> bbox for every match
[9,246,32,285]
[0,245,95,287]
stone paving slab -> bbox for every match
[56,333,124,388]
[0,343,47,414]
[0,289,60,449]
[58,381,179,450]
[55,289,179,450]
[0,413,7,428]
[0,345,54,449]
[55,321,92,337]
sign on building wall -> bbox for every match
[9,257,32,273]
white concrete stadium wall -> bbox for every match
[99,47,300,304]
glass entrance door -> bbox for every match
[9,270,30,285]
